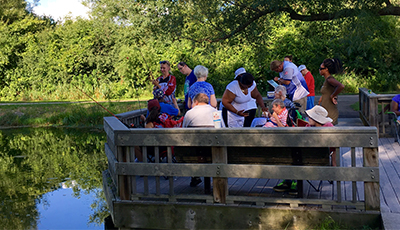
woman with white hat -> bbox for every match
[304,105,334,127]
[304,105,338,166]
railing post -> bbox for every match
[117,146,131,200]
[212,146,227,203]
[363,147,380,211]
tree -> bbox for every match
[0,0,29,24]
[160,0,400,42]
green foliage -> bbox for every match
[1,0,400,102]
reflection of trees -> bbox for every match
[0,127,109,229]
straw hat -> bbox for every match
[305,105,333,124]
[234,67,246,79]
[298,65,306,72]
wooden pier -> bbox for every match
[103,115,382,229]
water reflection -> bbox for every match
[0,127,109,229]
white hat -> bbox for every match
[298,65,306,72]
[234,67,246,79]
[305,105,333,124]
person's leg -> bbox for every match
[222,107,228,127]
[243,108,257,127]
[294,97,307,114]
[306,96,315,110]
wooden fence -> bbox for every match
[103,116,380,229]
[359,87,397,137]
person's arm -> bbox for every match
[152,77,161,90]
[164,76,176,96]
[251,86,268,112]
[188,97,192,109]
[145,122,154,128]
[172,98,181,116]
[391,100,400,116]
[273,77,291,86]
[222,89,248,117]
[210,94,217,108]
[326,77,345,105]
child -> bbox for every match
[304,105,333,127]
[263,99,288,127]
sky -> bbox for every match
[31,0,90,20]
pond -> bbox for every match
[0,127,110,229]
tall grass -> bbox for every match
[0,101,144,128]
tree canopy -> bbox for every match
[0,0,399,101]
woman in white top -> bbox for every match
[222,72,267,127]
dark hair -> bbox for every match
[322,58,343,74]
[177,61,187,67]
[284,55,293,62]
[146,106,160,123]
[238,73,254,86]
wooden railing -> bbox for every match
[359,87,396,137]
[104,116,379,211]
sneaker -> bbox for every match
[273,180,291,192]
[288,181,298,196]
[190,177,202,187]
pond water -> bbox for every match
[0,127,109,229]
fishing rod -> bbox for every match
[73,83,122,121]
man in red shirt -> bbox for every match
[298,65,315,110]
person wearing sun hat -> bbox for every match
[304,105,334,127]
[305,105,337,167]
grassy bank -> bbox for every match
[0,100,145,128]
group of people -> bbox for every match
[142,57,345,190]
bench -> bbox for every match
[359,87,397,137]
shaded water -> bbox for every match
[0,127,109,229]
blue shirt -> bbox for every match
[184,71,197,109]
[280,61,309,100]
[188,81,215,103]
[146,102,179,117]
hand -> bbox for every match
[236,110,249,117]
[274,77,279,82]
[152,79,159,87]
[261,106,268,112]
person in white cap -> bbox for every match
[234,68,257,127]
[298,65,315,110]
[222,70,267,128]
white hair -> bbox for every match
[275,85,287,98]
[193,65,208,79]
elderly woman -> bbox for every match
[318,58,345,125]
[187,65,217,109]
[222,72,267,128]
[152,60,176,105]
[251,85,294,127]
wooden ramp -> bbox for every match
[379,137,400,229]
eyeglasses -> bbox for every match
[319,67,327,70]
